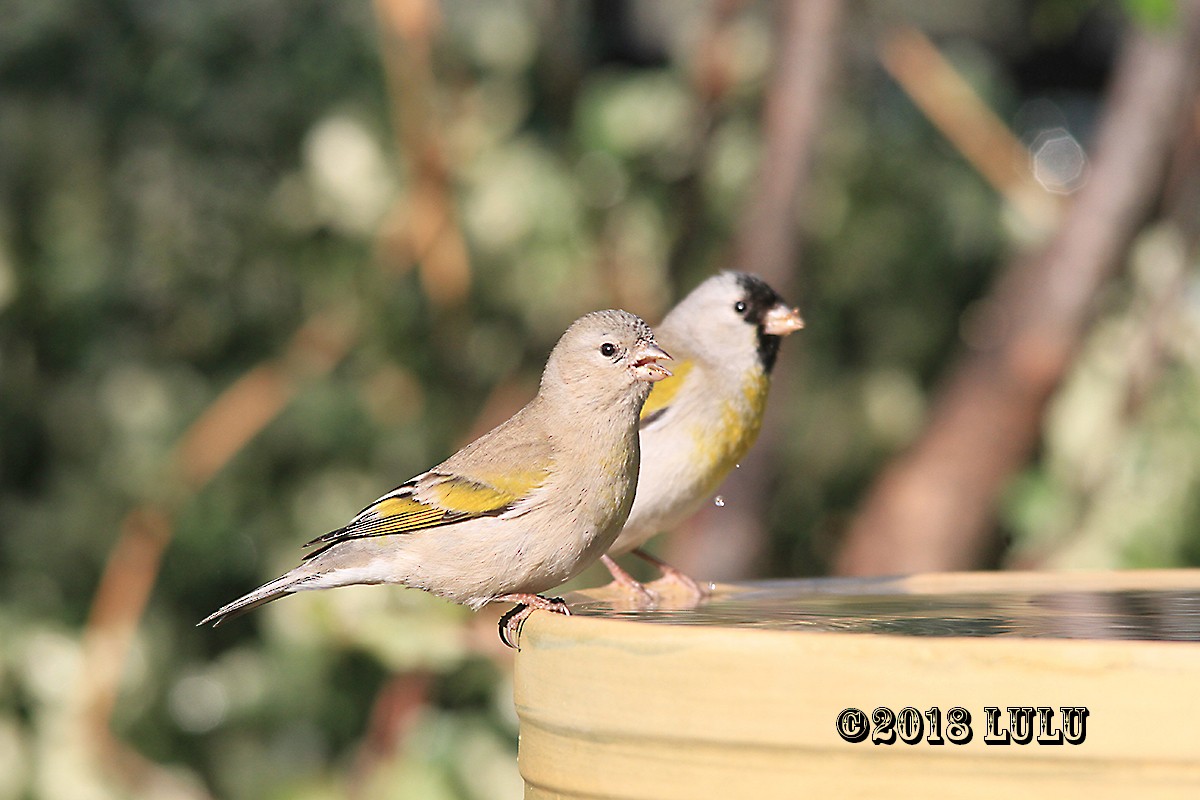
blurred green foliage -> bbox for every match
[1,1,1198,798]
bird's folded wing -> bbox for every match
[303,466,550,553]
[639,359,693,428]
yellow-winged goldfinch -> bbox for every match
[601,272,803,601]
[200,310,670,645]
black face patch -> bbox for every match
[734,273,786,373]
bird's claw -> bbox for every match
[496,595,571,650]
[499,604,530,649]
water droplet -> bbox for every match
[713,495,726,508]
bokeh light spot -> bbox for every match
[1031,127,1087,194]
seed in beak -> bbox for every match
[762,305,804,336]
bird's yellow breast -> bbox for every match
[692,370,770,488]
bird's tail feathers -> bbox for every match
[197,572,306,627]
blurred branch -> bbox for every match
[1123,95,1200,416]
[835,5,1200,576]
[667,0,843,581]
[1017,89,1200,569]
[374,0,471,307]
[79,507,173,740]
[1016,234,1191,569]
[80,2,479,783]
[78,310,357,787]
[665,0,748,283]
[175,311,356,488]
[1163,91,1200,246]
[349,671,432,798]
[878,25,1061,233]
[731,0,842,286]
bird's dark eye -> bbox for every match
[734,300,748,313]
[600,342,617,357]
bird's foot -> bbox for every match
[600,555,660,608]
[495,594,570,650]
[633,548,711,605]
[645,570,711,605]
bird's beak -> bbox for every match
[762,304,805,336]
[631,340,672,383]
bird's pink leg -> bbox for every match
[600,555,659,606]
[633,548,710,601]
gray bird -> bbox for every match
[200,310,671,645]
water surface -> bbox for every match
[567,576,1200,642]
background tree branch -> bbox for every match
[666,0,844,580]
[835,4,1200,576]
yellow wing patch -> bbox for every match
[463,467,550,501]
[427,477,518,514]
[425,466,551,513]
[305,468,550,554]
[640,360,694,421]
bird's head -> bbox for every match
[541,310,672,408]
[661,271,803,373]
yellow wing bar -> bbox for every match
[304,468,550,554]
